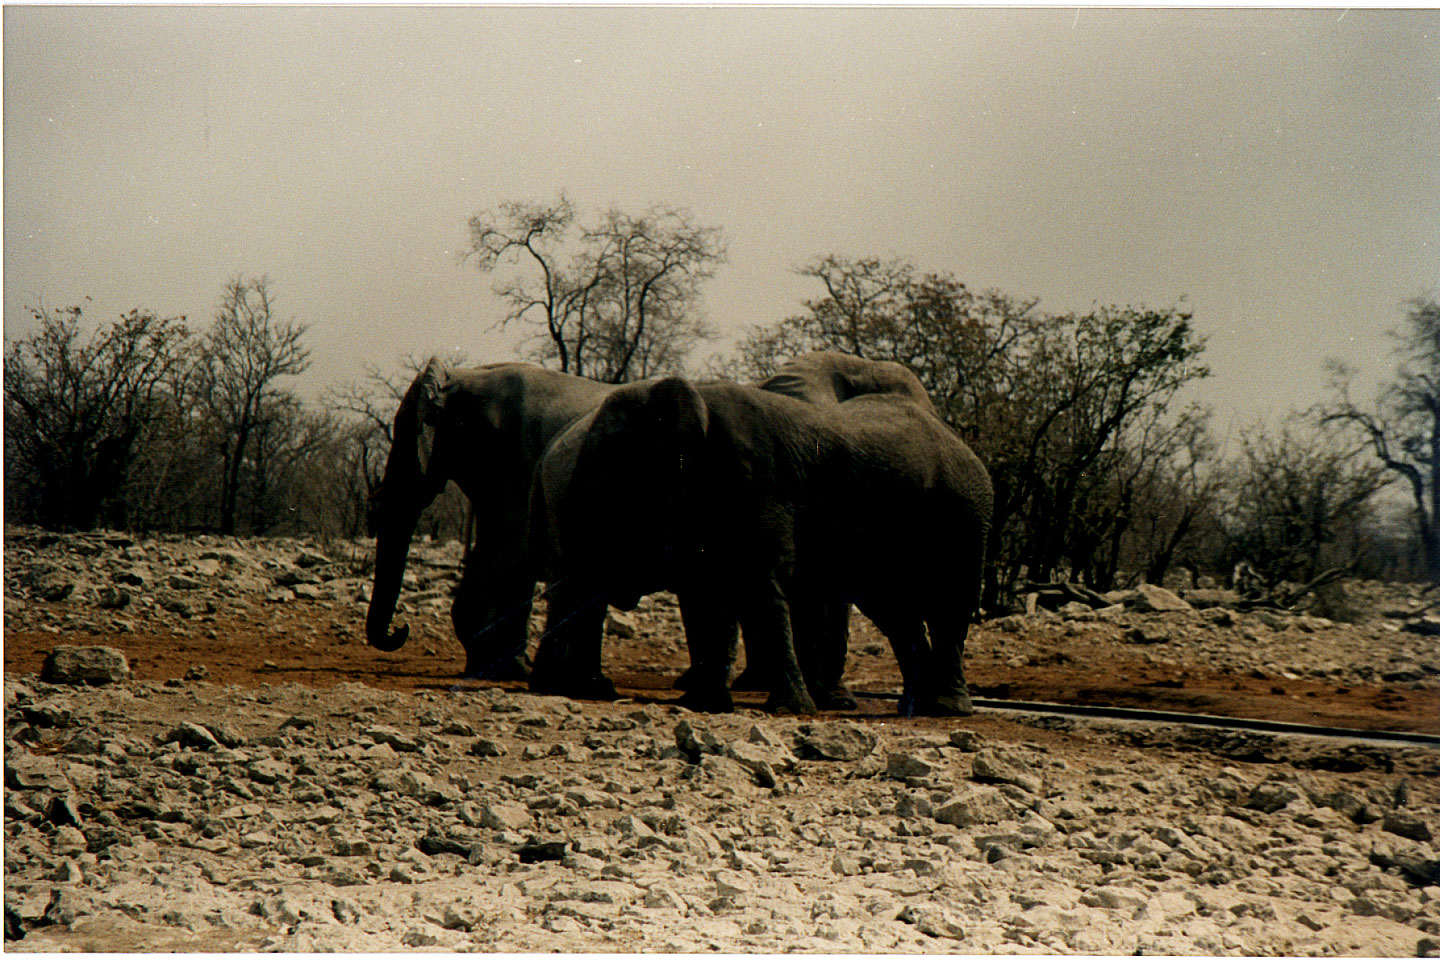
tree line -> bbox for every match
[6,195,1438,606]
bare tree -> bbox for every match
[463,195,725,382]
[1322,294,1440,581]
[731,255,1211,605]
[196,276,311,535]
[4,302,192,529]
[1218,419,1393,585]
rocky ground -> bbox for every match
[4,527,1440,954]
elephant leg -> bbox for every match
[450,557,535,680]
[674,591,736,713]
[793,597,856,711]
[741,576,817,716]
[529,576,616,701]
[728,629,773,691]
[860,601,932,718]
[917,606,974,717]
[675,607,739,694]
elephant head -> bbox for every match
[365,358,454,653]
[364,359,617,673]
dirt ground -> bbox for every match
[4,589,1435,737]
[6,531,1440,954]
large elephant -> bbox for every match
[532,377,993,716]
[525,352,941,709]
[721,352,939,705]
[365,353,932,690]
[365,359,614,678]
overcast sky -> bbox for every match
[5,6,1438,432]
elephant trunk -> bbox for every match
[366,511,420,652]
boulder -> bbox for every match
[1128,583,1194,613]
[41,646,131,686]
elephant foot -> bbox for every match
[676,686,735,714]
[919,690,975,717]
[674,665,699,691]
[567,674,619,702]
[465,655,532,682]
[811,685,858,712]
[765,687,818,716]
[730,666,770,691]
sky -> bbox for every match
[5,6,1438,434]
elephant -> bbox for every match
[715,352,939,705]
[530,376,993,717]
[525,352,942,710]
[364,352,933,692]
[365,359,614,679]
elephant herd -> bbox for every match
[364,353,993,717]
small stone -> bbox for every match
[605,610,639,639]
[934,786,1013,827]
[644,886,687,910]
[95,586,131,610]
[713,869,751,898]
[247,759,291,785]
[885,752,936,780]
[1247,781,1303,814]
[1383,811,1434,843]
[366,725,421,752]
[469,738,507,758]
[796,722,877,761]
[399,927,438,947]
[440,904,478,932]
[163,722,221,751]
[897,904,965,940]
[480,802,532,832]
[205,723,247,748]
[948,730,984,752]
[51,825,88,857]
[971,749,1044,794]
[1080,887,1149,912]
[674,719,724,758]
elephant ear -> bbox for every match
[413,357,450,474]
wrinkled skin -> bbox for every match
[534,377,993,717]
[709,352,940,708]
[364,359,614,679]
[528,352,940,710]
[367,351,942,697]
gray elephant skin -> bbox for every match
[364,352,931,691]
[532,376,993,716]
[714,352,940,706]
[365,360,613,678]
